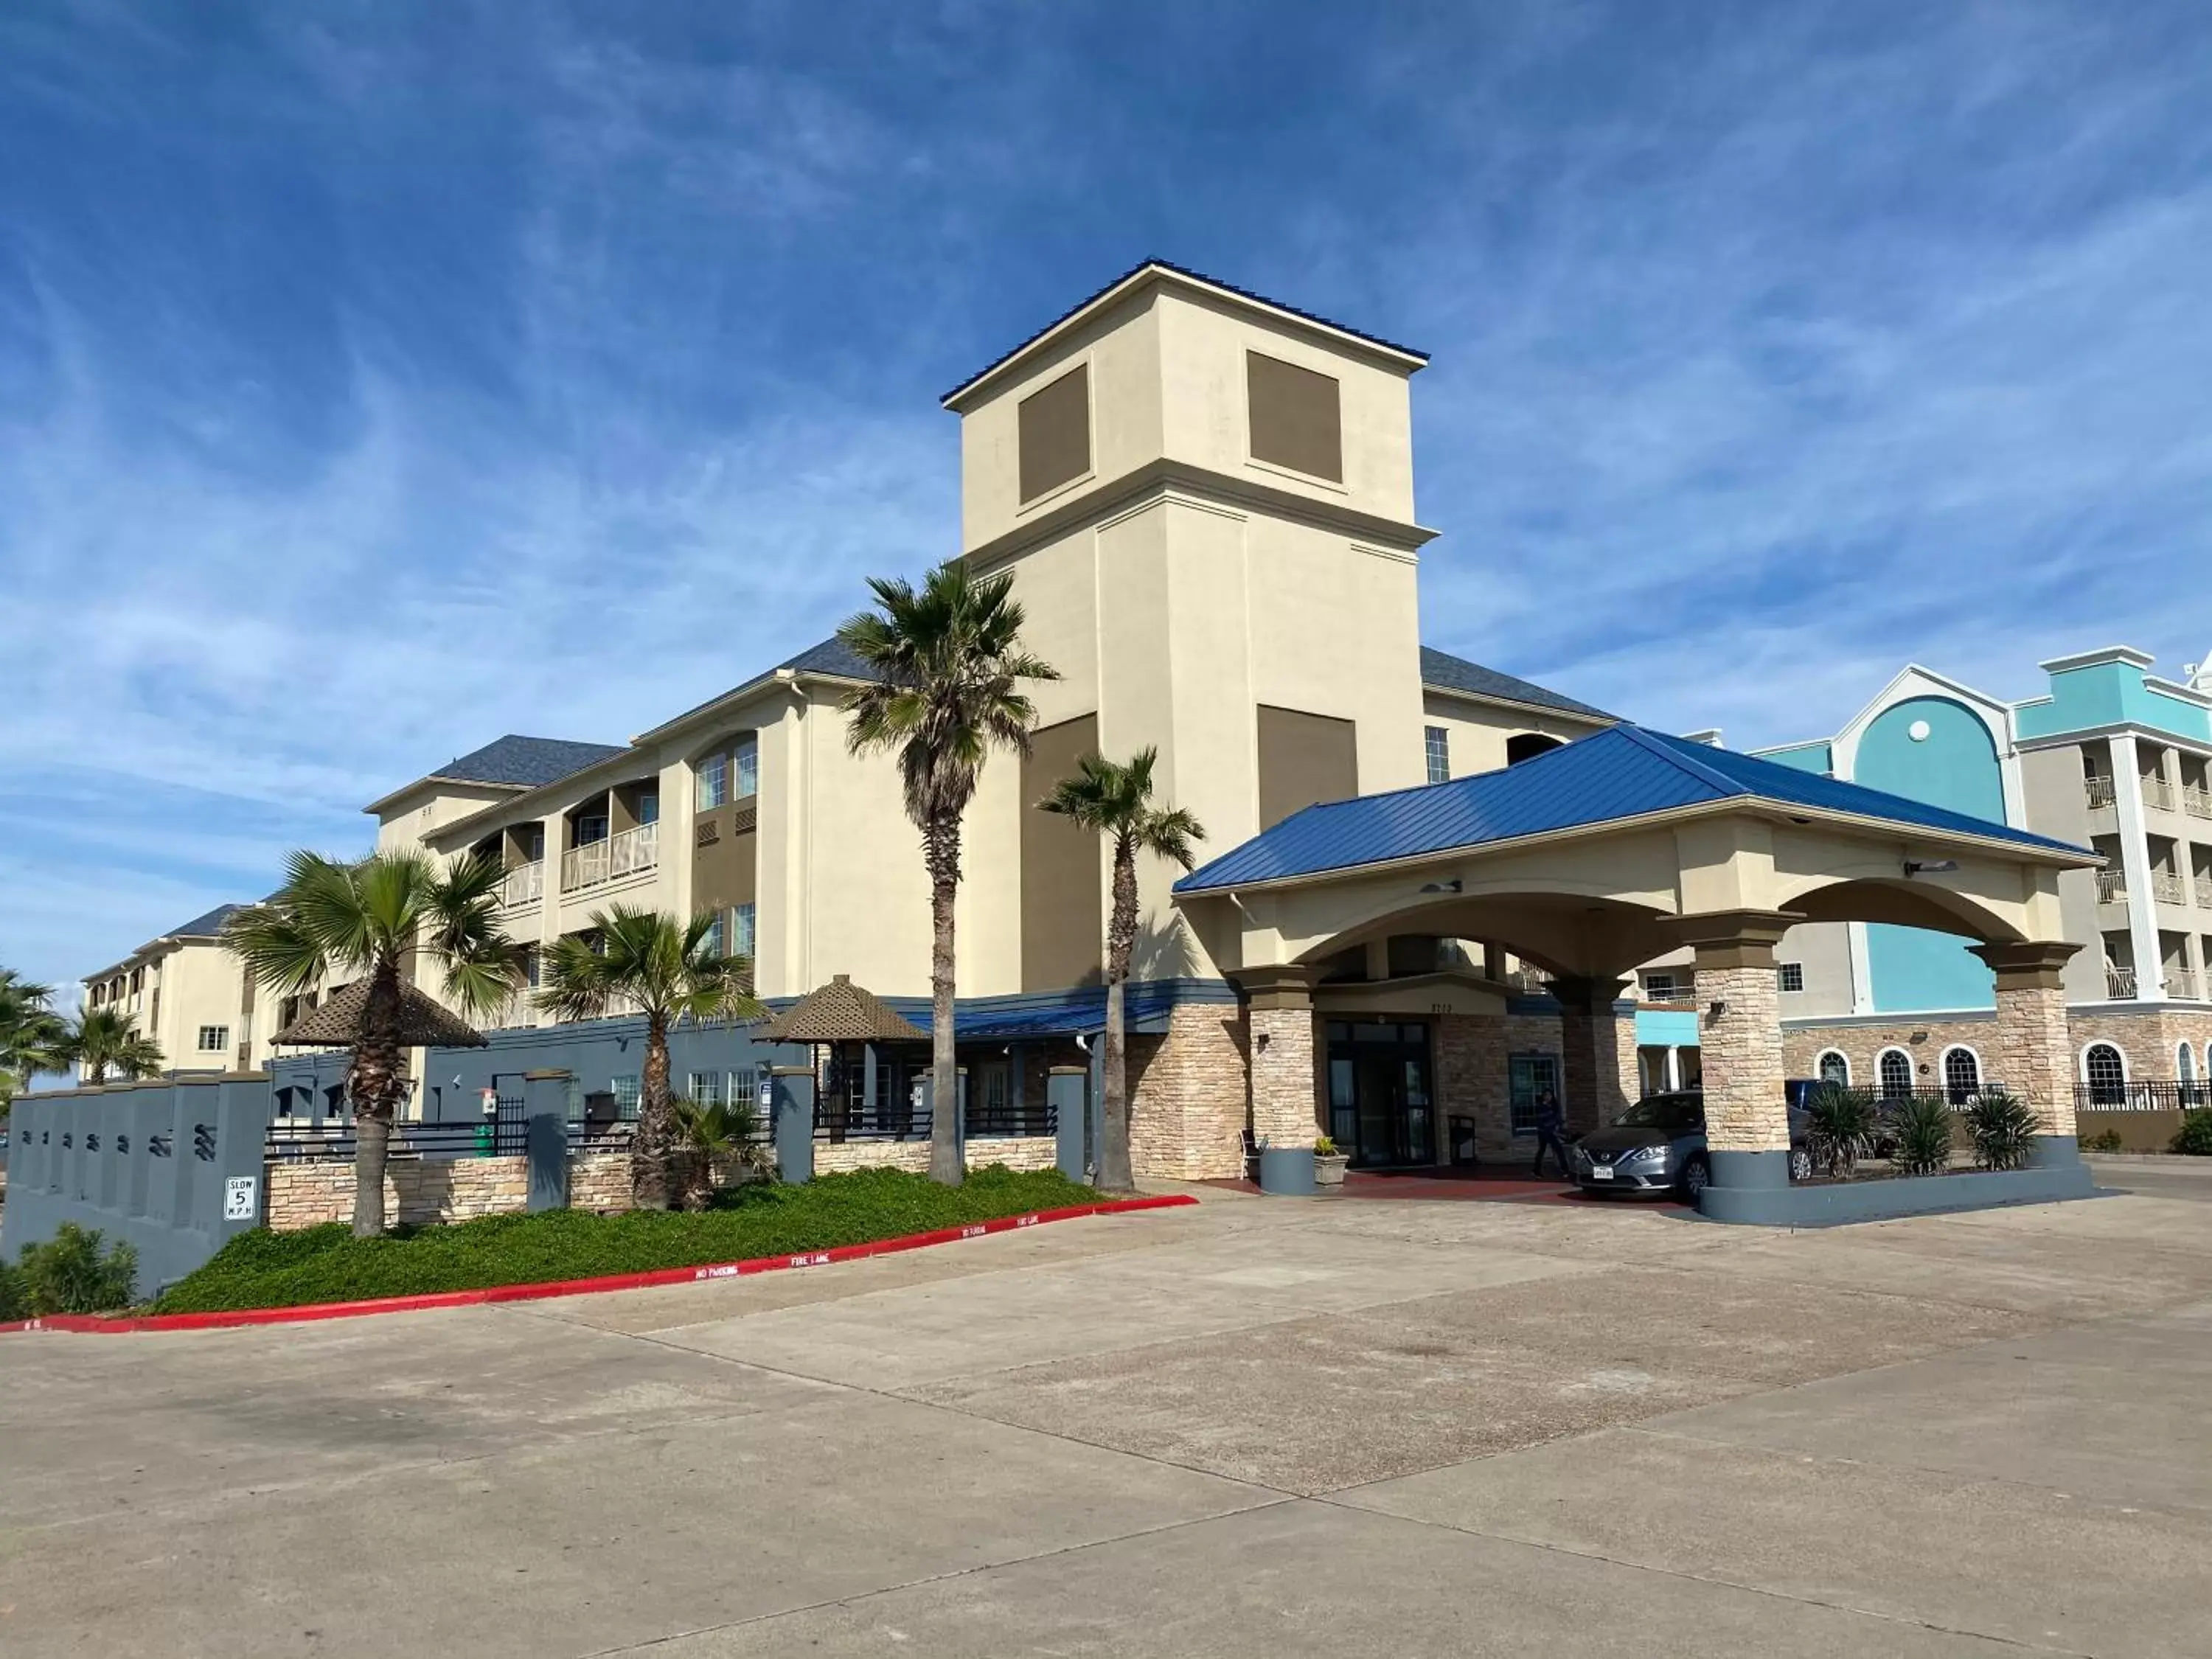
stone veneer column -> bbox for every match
[1676,911,1796,1218]
[1239,965,1318,1194]
[1971,940,2083,1162]
[1549,975,1632,1135]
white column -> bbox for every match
[2109,734,2163,999]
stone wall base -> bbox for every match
[1129,1002,1248,1181]
[264,1155,540,1231]
[812,1136,1057,1176]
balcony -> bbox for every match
[2096,869,2128,904]
[2188,787,2212,821]
[2198,876,2212,908]
[2084,773,2117,810]
[2171,971,2203,1001]
[2106,965,2138,998]
[2153,871,2187,905]
[2146,777,2176,813]
[501,860,544,908]
[560,821,658,894]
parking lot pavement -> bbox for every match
[6,1183,2212,1658]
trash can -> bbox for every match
[1448,1115,1480,1167]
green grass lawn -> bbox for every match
[156,1165,1105,1314]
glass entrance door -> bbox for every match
[1325,1021,1435,1167]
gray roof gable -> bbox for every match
[166,902,245,940]
[435,735,627,790]
[1419,647,1618,723]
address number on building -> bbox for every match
[223,1175,260,1222]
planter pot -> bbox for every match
[1313,1152,1349,1188]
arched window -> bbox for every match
[2177,1043,2201,1105]
[2084,1043,2126,1106]
[1878,1048,1914,1099]
[2180,1043,2198,1082]
[1505,733,1565,766]
[1941,1046,1981,1104]
[1817,1050,1850,1086]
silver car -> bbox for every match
[1571,1091,1814,1199]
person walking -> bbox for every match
[1531,1087,1572,1178]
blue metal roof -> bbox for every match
[1175,726,2090,894]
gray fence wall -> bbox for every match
[2,1076,275,1298]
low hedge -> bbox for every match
[156,1165,1102,1315]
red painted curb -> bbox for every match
[0,1194,1197,1336]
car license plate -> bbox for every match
[1587,1165,1614,1180]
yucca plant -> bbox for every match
[1961,1086,2039,1171]
[667,1096,768,1210]
[1888,1092,1955,1177]
[1805,1083,1878,1180]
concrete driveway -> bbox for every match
[5,1161,2212,1657]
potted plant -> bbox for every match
[1312,1135,1349,1187]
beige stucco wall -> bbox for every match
[1419,692,1606,779]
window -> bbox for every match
[196,1024,229,1053]
[1506,733,1564,766]
[1778,962,1805,993]
[2084,1043,2126,1104]
[1878,1048,1914,1099]
[1941,1046,1980,1103]
[574,810,609,846]
[1246,352,1342,481]
[733,736,759,799]
[1423,726,1450,785]
[697,752,728,811]
[611,1075,641,1118]
[522,945,541,988]
[2179,1043,2198,1083]
[732,901,757,961]
[1018,364,1091,501]
[636,789,659,826]
[701,911,724,959]
[686,1071,726,1107]
[1643,972,1682,1001]
[1817,1050,1849,1086]
[1507,1051,1561,1136]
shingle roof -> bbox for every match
[436,735,628,789]
[761,975,928,1044]
[166,902,244,940]
[644,635,883,740]
[1419,648,1618,722]
[268,980,490,1049]
[1175,725,2090,894]
[942,260,1430,406]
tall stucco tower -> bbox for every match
[940,262,1436,992]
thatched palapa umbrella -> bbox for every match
[268,979,490,1051]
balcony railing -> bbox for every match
[560,821,658,894]
[2076,1080,2212,1111]
[2153,872,2187,905]
[2185,787,2212,821]
[2197,877,2212,908]
[2146,777,2176,812]
[2096,869,2128,903]
[501,860,544,908]
[2106,965,2138,998]
[2170,971,2202,1001]
[2084,773,2117,810]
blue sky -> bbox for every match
[4,1,2208,996]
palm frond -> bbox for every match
[221,902,330,997]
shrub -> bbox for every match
[2172,1109,2212,1157]
[1887,1093,1954,1177]
[1805,1084,1878,1179]
[0,1259,24,1321]
[2081,1127,2125,1155]
[10,1222,139,1314]
[1312,1135,1340,1157]
[1962,1087,2039,1171]
[158,1166,1101,1314]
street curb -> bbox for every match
[0,1194,1197,1336]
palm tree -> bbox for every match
[667,1095,767,1210]
[1041,748,1206,1191]
[537,905,764,1209]
[838,560,1059,1186]
[1,968,68,1113]
[58,1006,166,1086]
[225,849,525,1235]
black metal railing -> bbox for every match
[966,1098,1057,1138]
[815,1096,933,1143]
[2076,1081,2212,1112]
[265,1117,531,1162]
[1871,1083,1993,1110]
